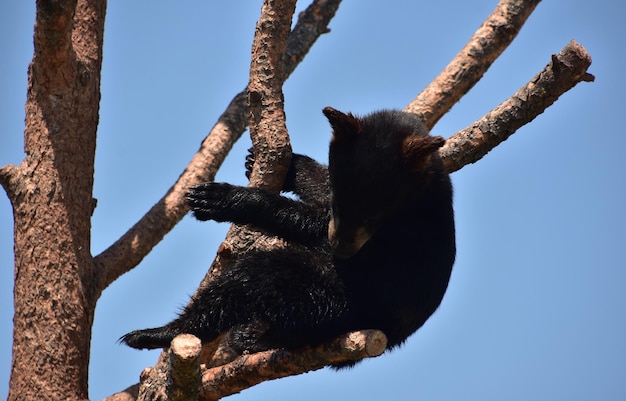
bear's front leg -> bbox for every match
[186,182,254,222]
[186,182,329,244]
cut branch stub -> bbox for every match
[167,334,203,401]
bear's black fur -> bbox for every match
[120,107,456,366]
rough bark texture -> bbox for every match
[246,0,296,190]
[3,0,106,400]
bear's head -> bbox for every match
[323,107,446,259]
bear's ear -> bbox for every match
[402,135,446,172]
[323,107,363,142]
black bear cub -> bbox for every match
[121,107,456,366]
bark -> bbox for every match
[246,0,296,190]
[2,0,106,400]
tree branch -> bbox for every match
[93,0,342,294]
[199,330,386,401]
[440,40,594,173]
[283,0,341,76]
[405,0,541,129]
[246,0,297,190]
[103,330,386,401]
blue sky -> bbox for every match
[1,1,625,400]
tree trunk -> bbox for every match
[4,1,106,400]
